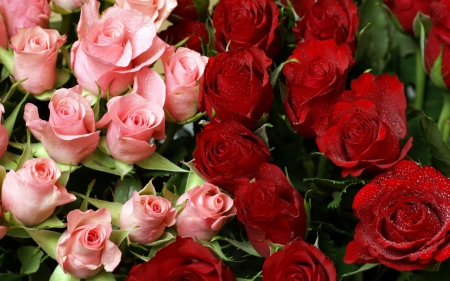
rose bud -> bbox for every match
[315,73,413,177]
[10,26,66,95]
[344,160,450,270]
[384,0,433,35]
[0,102,8,159]
[175,183,236,241]
[119,191,176,244]
[199,47,274,129]
[159,18,209,54]
[161,46,208,122]
[1,0,50,38]
[52,0,86,13]
[56,208,122,279]
[1,158,76,226]
[262,239,337,281]
[24,85,100,165]
[126,236,237,281]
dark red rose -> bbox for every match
[159,19,208,54]
[280,0,315,18]
[315,73,413,177]
[193,119,271,195]
[126,236,236,281]
[292,0,359,53]
[171,0,200,20]
[283,40,354,138]
[344,160,450,271]
[384,0,433,34]
[234,163,307,257]
[199,47,274,129]
[212,0,280,58]
[262,239,337,281]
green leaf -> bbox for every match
[17,246,45,275]
[269,58,298,88]
[253,123,273,149]
[86,270,116,281]
[110,229,132,246]
[3,92,28,138]
[430,45,448,90]
[206,17,216,57]
[303,178,365,193]
[191,0,209,20]
[25,229,61,260]
[81,148,133,178]
[72,192,123,227]
[176,111,206,125]
[0,272,24,281]
[405,111,433,165]
[49,265,79,281]
[413,12,431,38]
[197,240,234,262]
[114,175,142,204]
[316,230,337,261]
[421,112,450,176]
[0,46,13,74]
[136,152,187,173]
[33,214,66,229]
[54,69,71,88]
[174,34,193,49]
[139,178,156,196]
[340,263,380,278]
[212,236,262,258]
[15,130,33,171]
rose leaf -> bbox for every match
[17,246,45,275]
[49,265,79,281]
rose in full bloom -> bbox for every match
[280,0,315,18]
[10,26,66,94]
[293,0,359,53]
[213,0,279,58]
[159,18,208,54]
[125,236,236,281]
[161,46,208,122]
[24,85,100,165]
[175,183,236,241]
[119,191,176,244]
[199,47,273,129]
[384,0,433,34]
[1,0,51,38]
[1,158,76,226]
[96,92,165,164]
[234,163,307,257]
[344,160,450,270]
[262,239,337,281]
[56,208,122,279]
[171,0,201,20]
[52,0,86,13]
[283,40,354,138]
[193,119,271,195]
[71,0,167,97]
[315,73,413,177]
[0,102,8,159]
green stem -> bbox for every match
[316,154,329,179]
[60,14,72,39]
[157,122,179,155]
[437,91,450,143]
[414,47,426,110]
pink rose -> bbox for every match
[0,209,7,240]
[175,183,236,241]
[119,191,176,244]
[56,208,122,279]
[10,26,66,95]
[71,0,167,97]
[0,102,8,159]
[24,85,100,165]
[52,0,86,13]
[1,0,51,38]
[161,46,208,122]
[96,92,165,164]
[1,158,76,226]
[115,0,178,30]
[0,11,7,49]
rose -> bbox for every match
[292,0,359,53]
[175,183,236,241]
[283,40,354,138]
[24,85,100,164]
[1,158,76,226]
[280,0,315,18]
[52,0,86,13]
[159,19,209,53]
[261,239,337,281]
[0,102,7,159]
[0,209,7,240]
[71,0,167,97]
[344,160,450,270]
[161,46,208,122]
[96,92,165,164]
[212,0,280,58]
[193,119,271,195]
[384,0,433,34]
[10,26,66,95]
[171,0,201,20]
[315,73,413,177]
[1,0,51,38]
[126,236,237,281]
[56,208,122,279]
[0,10,6,49]
[234,163,307,257]
[119,191,176,244]
[115,0,178,30]
[199,47,274,129]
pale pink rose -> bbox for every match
[56,208,122,279]
[119,191,176,244]
[1,158,76,226]
[0,12,7,49]
[0,102,7,159]
[1,0,51,38]
[115,0,178,30]
[175,183,236,241]
[24,85,100,164]
[10,26,66,94]
[53,0,86,12]
[162,46,208,122]
[71,0,167,97]
[96,92,165,164]
[0,209,8,240]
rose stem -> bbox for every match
[157,122,179,155]
[60,14,73,41]
[437,91,450,143]
[316,154,329,179]
[413,47,426,110]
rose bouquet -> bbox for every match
[1,0,450,280]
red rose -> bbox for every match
[315,73,413,177]
[384,0,433,34]
[292,0,359,53]
[159,19,208,54]
[234,163,307,257]
[280,0,315,18]
[262,239,337,281]
[126,236,236,281]
[171,0,200,20]
[193,119,271,195]
[344,160,450,271]
[199,47,273,129]
[212,0,280,58]
[283,40,354,138]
